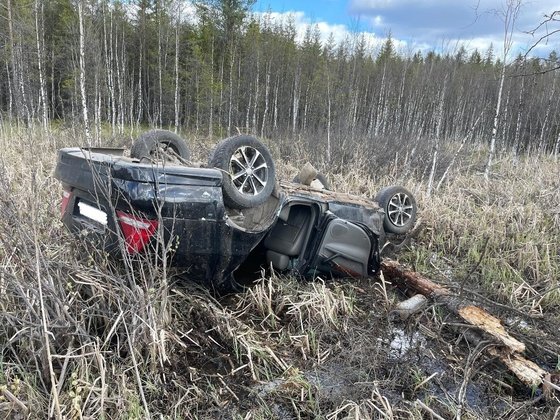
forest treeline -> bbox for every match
[1,0,559,162]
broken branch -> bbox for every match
[381,259,549,389]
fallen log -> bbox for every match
[381,259,548,388]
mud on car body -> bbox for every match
[55,131,417,291]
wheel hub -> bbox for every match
[387,193,413,227]
[229,146,269,196]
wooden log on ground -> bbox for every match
[381,258,548,388]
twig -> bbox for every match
[415,399,446,420]
[1,386,29,415]
[123,314,151,419]
[50,342,73,418]
[447,284,542,319]
[95,338,107,416]
[502,394,544,418]
[32,170,62,419]
[413,372,439,392]
[456,340,492,420]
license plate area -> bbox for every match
[76,200,108,227]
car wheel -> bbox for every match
[375,186,417,234]
[209,135,276,209]
[292,173,331,190]
[130,129,190,162]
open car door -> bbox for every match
[314,217,374,278]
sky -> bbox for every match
[252,0,559,59]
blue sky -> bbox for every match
[252,0,559,58]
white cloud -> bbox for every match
[347,0,559,57]
[372,15,384,27]
[256,11,340,44]
[252,10,420,56]
[351,0,396,9]
[350,0,442,12]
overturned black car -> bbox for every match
[54,131,417,291]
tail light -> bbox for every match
[116,210,158,254]
[61,188,72,217]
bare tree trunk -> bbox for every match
[437,110,485,190]
[427,77,447,197]
[538,77,555,154]
[195,74,199,133]
[157,0,163,128]
[252,53,260,134]
[273,74,279,131]
[485,59,506,180]
[136,47,143,129]
[245,92,251,132]
[174,17,180,133]
[5,59,13,121]
[110,8,117,133]
[209,36,214,137]
[396,63,408,135]
[78,1,91,143]
[302,84,309,133]
[485,0,521,180]
[500,83,511,149]
[218,56,224,135]
[326,70,332,163]
[350,89,359,140]
[374,64,387,136]
[292,71,300,135]
[117,26,125,134]
[128,65,135,137]
[260,62,270,138]
[512,73,525,158]
[227,47,235,135]
[236,53,242,131]
[367,89,375,136]
[553,132,560,162]
[7,0,22,123]
[35,0,48,129]
[94,71,101,143]
[103,3,116,135]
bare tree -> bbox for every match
[427,75,448,196]
[174,8,181,133]
[6,0,23,123]
[103,2,116,134]
[525,10,560,67]
[485,0,522,180]
[78,0,91,143]
[35,0,48,129]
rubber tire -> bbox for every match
[375,186,417,235]
[130,129,190,161]
[208,135,276,209]
[292,173,331,190]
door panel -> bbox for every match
[316,218,371,277]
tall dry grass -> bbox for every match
[0,125,558,419]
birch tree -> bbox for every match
[485,0,522,180]
[77,0,91,143]
[35,0,48,129]
[174,5,181,132]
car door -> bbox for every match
[313,216,373,278]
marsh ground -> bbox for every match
[0,126,559,419]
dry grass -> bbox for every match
[0,124,559,419]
